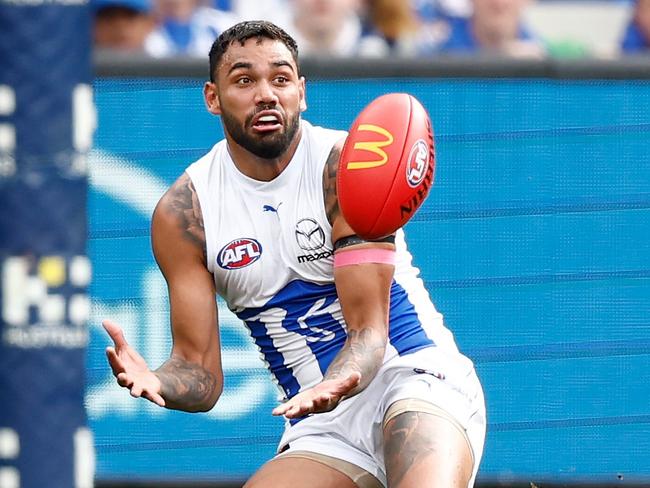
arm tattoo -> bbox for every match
[324,327,386,391]
[322,144,342,225]
[155,357,218,411]
[167,174,206,259]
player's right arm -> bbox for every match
[104,172,224,412]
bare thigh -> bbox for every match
[244,455,360,488]
[383,411,474,488]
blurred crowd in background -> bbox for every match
[92,0,650,60]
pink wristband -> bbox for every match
[333,248,396,268]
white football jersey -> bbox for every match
[186,120,460,402]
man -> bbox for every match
[103,20,486,488]
[620,0,650,53]
[145,0,240,57]
[92,0,156,52]
[436,0,545,57]
[270,0,389,57]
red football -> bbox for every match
[337,93,435,240]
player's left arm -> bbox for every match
[325,139,394,391]
[273,139,394,418]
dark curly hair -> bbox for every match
[208,20,300,82]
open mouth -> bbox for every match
[251,112,283,133]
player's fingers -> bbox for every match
[320,393,335,407]
[300,399,314,413]
[116,372,132,388]
[310,392,329,407]
[274,398,304,418]
[130,384,143,398]
[286,403,306,418]
[144,391,166,408]
[337,372,361,393]
[102,319,129,348]
[105,347,126,375]
[272,403,290,416]
[273,380,352,417]
[313,393,341,414]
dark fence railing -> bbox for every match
[94,51,650,80]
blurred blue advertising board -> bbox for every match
[88,77,650,484]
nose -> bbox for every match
[254,80,279,106]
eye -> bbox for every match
[236,76,252,85]
[274,75,289,84]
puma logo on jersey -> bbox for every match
[263,202,282,214]
[217,238,262,270]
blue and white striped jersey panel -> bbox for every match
[236,280,345,400]
[235,277,446,401]
[392,230,459,355]
[186,119,460,401]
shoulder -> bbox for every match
[298,120,346,186]
[155,173,203,233]
[322,138,346,225]
[302,120,347,153]
[185,142,224,180]
[153,172,207,264]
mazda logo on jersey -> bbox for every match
[295,218,332,264]
[217,238,263,270]
[295,218,326,251]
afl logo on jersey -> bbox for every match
[217,238,262,270]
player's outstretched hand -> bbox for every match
[103,319,165,407]
[272,372,361,418]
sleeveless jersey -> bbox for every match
[186,120,460,401]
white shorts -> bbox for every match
[276,346,487,487]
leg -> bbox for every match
[383,409,474,488]
[244,453,369,488]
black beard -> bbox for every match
[221,108,300,159]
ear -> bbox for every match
[204,81,221,115]
[299,76,307,113]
